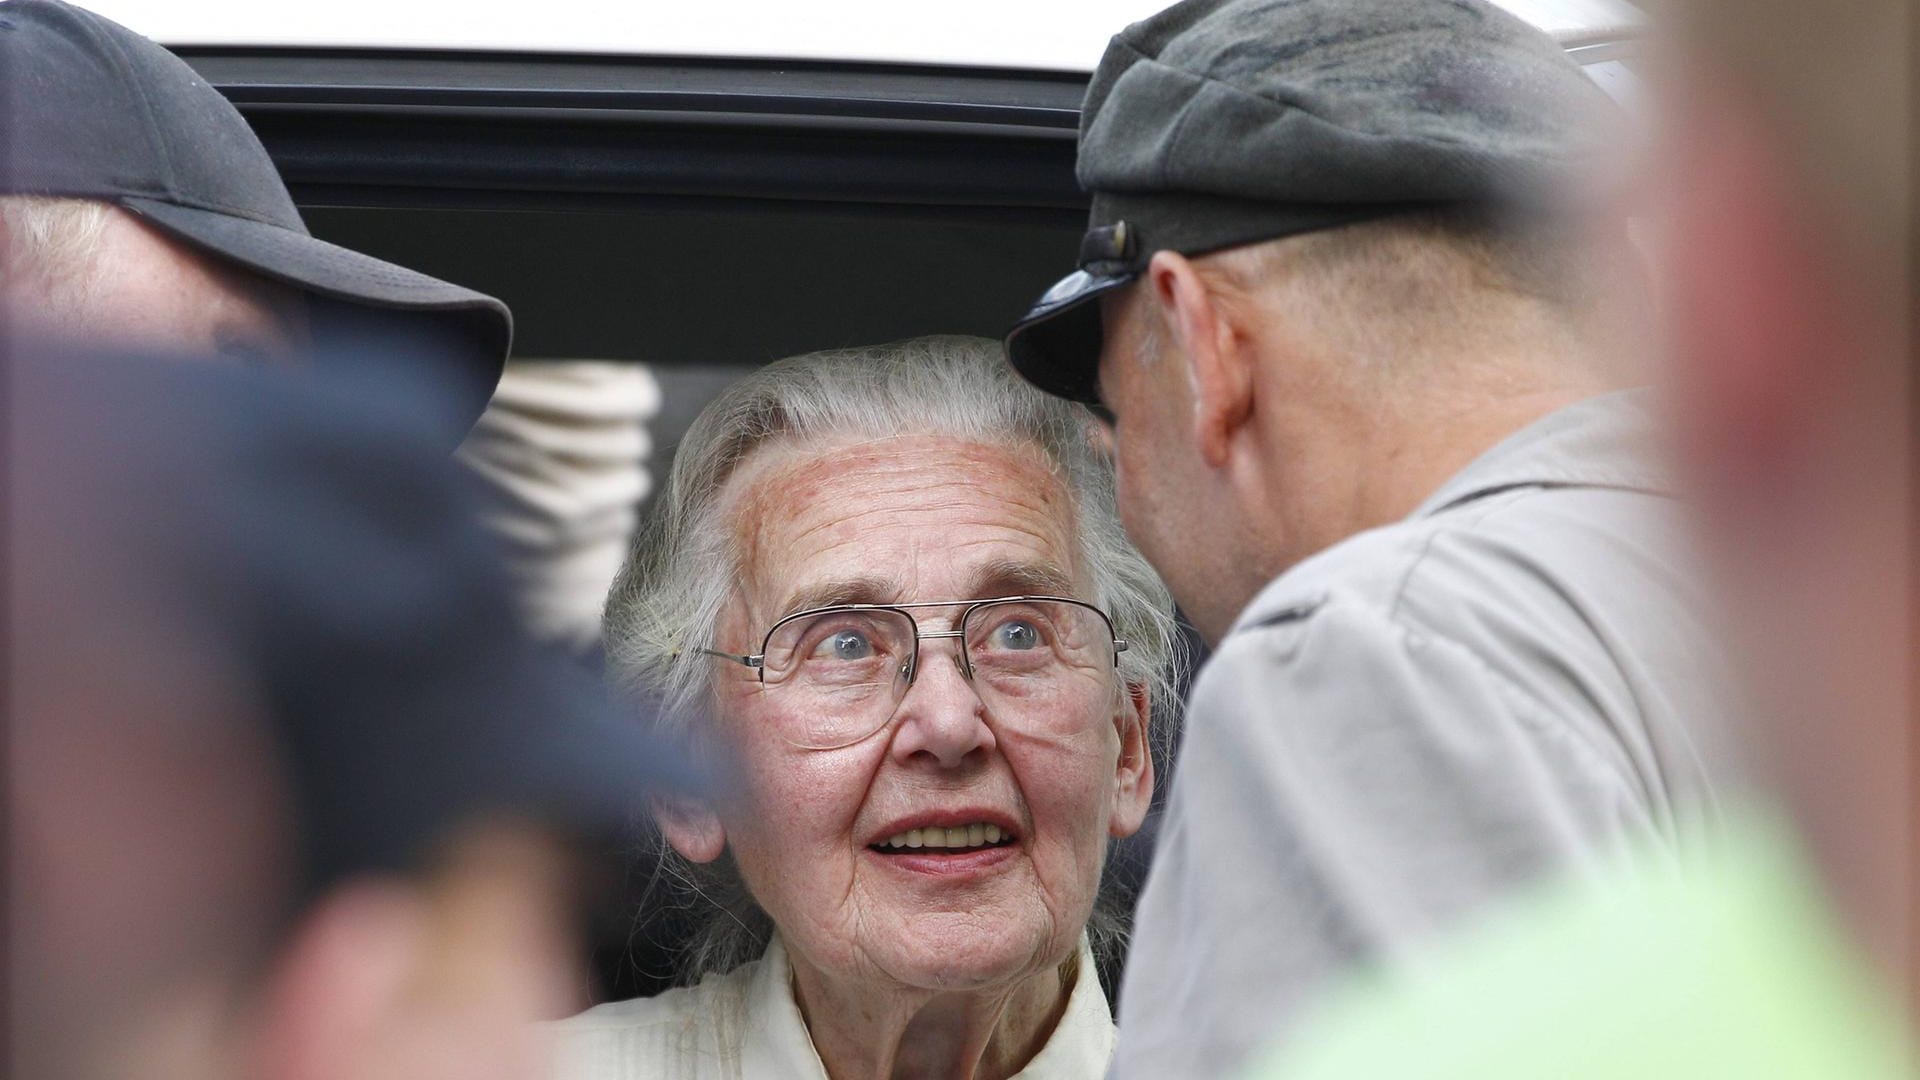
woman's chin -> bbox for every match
[856,914,1073,996]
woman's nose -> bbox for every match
[889,640,996,768]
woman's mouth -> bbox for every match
[871,822,1015,853]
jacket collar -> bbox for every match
[1411,388,1673,521]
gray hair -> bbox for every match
[0,196,113,301]
[604,334,1181,982]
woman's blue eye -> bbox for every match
[814,629,874,660]
[990,620,1042,650]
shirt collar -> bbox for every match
[1411,388,1673,521]
[741,935,828,1078]
[742,934,1115,1077]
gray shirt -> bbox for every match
[1112,391,1736,1078]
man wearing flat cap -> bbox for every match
[1005,0,1737,1073]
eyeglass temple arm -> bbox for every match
[695,646,764,669]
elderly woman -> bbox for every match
[552,336,1178,1079]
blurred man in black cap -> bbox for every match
[8,348,685,1080]
[0,0,509,438]
[1004,0,1738,1073]
[0,0,665,656]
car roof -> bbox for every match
[80,0,1640,71]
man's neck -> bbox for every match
[1193,325,1624,643]
[1356,384,1604,527]
[1241,376,1609,613]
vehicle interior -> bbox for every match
[184,52,1092,465]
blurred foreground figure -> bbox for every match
[1254,0,1915,1074]
[8,348,684,1080]
[1005,1,1735,1072]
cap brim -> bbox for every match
[121,197,511,436]
[1004,267,1136,406]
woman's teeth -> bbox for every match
[878,824,1005,850]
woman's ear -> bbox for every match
[650,793,726,863]
[1108,685,1155,839]
[1146,250,1255,470]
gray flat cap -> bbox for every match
[1006,0,1622,404]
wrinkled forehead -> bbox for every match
[718,433,1085,621]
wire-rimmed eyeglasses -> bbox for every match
[698,595,1128,750]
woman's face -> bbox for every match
[674,434,1153,995]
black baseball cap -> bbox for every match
[1005,0,1622,405]
[0,0,511,433]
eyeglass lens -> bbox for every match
[757,599,1117,749]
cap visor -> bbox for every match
[1004,267,1134,405]
[121,197,510,433]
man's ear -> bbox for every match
[650,792,727,863]
[1146,250,1255,469]
[1108,684,1155,839]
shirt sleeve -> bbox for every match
[1113,595,1653,1078]
[455,361,659,651]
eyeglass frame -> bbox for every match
[696,594,1130,688]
